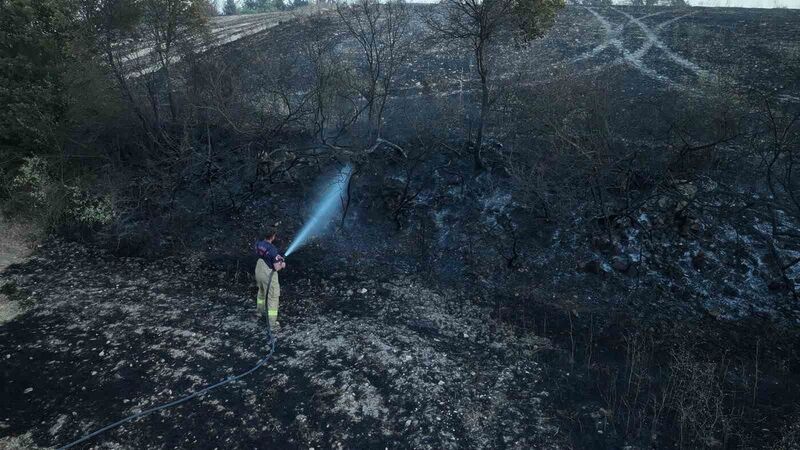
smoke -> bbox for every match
[284,164,353,257]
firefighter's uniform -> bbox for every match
[255,239,282,331]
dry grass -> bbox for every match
[0,217,38,324]
[0,432,44,450]
[0,218,36,271]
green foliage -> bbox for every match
[141,0,210,36]
[8,155,71,228]
[0,0,74,159]
[0,0,127,226]
[223,0,237,14]
[242,0,273,12]
[242,0,295,13]
[68,187,115,226]
[10,156,51,205]
[512,0,564,42]
[76,0,143,47]
[8,156,115,229]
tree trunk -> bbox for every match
[163,59,178,123]
[475,79,489,171]
[474,44,488,172]
[366,68,379,145]
[103,34,149,134]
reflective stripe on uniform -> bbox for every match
[267,309,279,317]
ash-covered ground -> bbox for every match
[211,4,800,105]
[373,5,799,101]
[3,4,800,450]
[0,238,561,449]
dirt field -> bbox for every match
[0,220,35,325]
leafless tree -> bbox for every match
[298,16,361,145]
[140,0,210,121]
[77,0,210,137]
[750,94,800,299]
[426,0,562,170]
[335,0,412,145]
[77,0,150,130]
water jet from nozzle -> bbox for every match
[284,164,353,257]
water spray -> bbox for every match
[284,164,353,257]
[56,166,354,449]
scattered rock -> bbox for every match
[768,280,787,292]
[611,256,630,273]
[723,285,739,297]
[692,251,706,270]
[590,237,614,254]
[581,260,602,274]
[658,196,674,210]
[407,318,439,335]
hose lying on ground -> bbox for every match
[57,273,278,450]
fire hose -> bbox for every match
[56,272,277,450]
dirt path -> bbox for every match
[0,219,35,325]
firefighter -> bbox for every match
[254,227,286,331]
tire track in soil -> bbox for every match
[570,9,670,64]
[579,7,703,89]
[393,7,709,101]
[613,7,710,79]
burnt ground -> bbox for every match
[0,239,560,449]
[3,151,800,449]
[214,5,800,104]
[221,5,800,153]
[0,220,33,326]
[3,4,800,450]
[385,5,800,103]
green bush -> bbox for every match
[8,156,115,230]
[0,0,74,157]
[67,186,115,226]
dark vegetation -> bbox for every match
[2,0,800,448]
[229,0,312,15]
